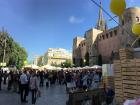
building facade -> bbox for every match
[73,37,86,66]
[73,7,140,66]
[44,48,72,65]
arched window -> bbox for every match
[136,16,139,22]
[110,31,113,37]
[102,35,105,40]
[106,34,109,38]
[99,36,102,41]
[95,44,96,48]
[122,19,124,25]
[114,30,117,36]
[138,39,140,47]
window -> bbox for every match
[122,19,124,25]
[95,44,96,47]
[90,52,91,55]
[136,16,139,22]
[106,34,109,38]
[110,31,113,37]
[102,35,105,40]
[114,30,117,36]
[99,36,101,41]
[89,45,90,48]
[138,39,140,47]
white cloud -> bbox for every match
[69,16,85,24]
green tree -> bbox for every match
[51,62,61,67]
[61,59,72,68]
[85,52,89,66]
[0,29,28,69]
[79,58,84,67]
[0,31,12,63]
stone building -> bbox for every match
[36,56,43,66]
[73,37,86,66]
[73,5,140,66]
[44,48,72,66]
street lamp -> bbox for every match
[84,59,86,63]
[84,59,86,66]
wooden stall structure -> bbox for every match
[103,76,115,89]
[102,64,115,90]
[114,48,140,105]
[66,88,106,105]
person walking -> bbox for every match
[0,70,3,90]
[3,71,7,85]
[13,72,18,92]
[39,71,44,87]
[82,72,88,90]
[30,72,39,105]
[20,71,28,103]
[65,72,72,92]
[105,86,115,105]
[93,72,100,89]
[7,71,13,90]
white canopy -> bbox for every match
[42,65,55,69]
[55,67,62,70]
[83,66,90,69]
[76,67,82,70]
[91,65,102,69]
[24,64,39,69]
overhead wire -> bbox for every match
[90,0,135,47]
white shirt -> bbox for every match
[20,73,28,85]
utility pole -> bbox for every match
[2,27,7,66]
[2,38,7,64]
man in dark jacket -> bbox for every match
[105,86,115,105]
[0,70,3,90]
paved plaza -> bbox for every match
[0,84,68,105]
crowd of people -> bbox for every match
[0,69,40,105]
[0,68,114,105]
[64,69,102,92]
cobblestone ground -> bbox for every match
[0,84,68,105]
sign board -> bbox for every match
[0,63,6,67]
[102,64,114,77]
[102,64,108,76]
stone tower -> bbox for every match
[96,1,107,31]
[119,7,140,47]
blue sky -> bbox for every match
[0,0,139,61]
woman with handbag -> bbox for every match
[30,72,39,105]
